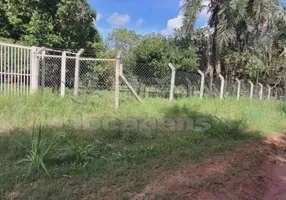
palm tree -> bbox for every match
[181,0,286,78]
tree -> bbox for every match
[175,27,209,71]
[105,29,142,56]
[0,0,101,50]
[182,0,286,75]
[180,0,286,95]
[125,34,198,78]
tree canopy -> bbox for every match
[1,0,286,89]
[105,29,142,55]
[0,0,101,49]
[126,34,198,71]
[180,0,286,86]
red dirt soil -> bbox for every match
[131,135,286,200]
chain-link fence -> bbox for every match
[1,42,285,109]
[119,60,286,101]
[78,59,116,98]
[39,54,62,94]
[174,71,201,98]
[121,61,172,99]
[38,53,117,100]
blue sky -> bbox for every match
[88,0,210,39]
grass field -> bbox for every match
[0,93,286,199]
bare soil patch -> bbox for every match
[131,135,286,200]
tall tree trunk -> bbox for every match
[282,47,286,96]
[256,71,260,85]
[215,59,221,75]
[283,66,286,94]
[213,20,221,75]
[205,28,214,96]
[209,67,214,96]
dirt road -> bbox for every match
[132,135,286,200]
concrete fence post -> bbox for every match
[198,70,205,99]
[120,63,123,76]
[219,74,225,100]
[258,83,263,101]
[119,63,142,103]
[74,49,84,96]
[41,49,46,95]
[115,51,122,110]
[267,85,271,100]
[235,78,241,100]
[273,87,278,99]
[168,63,176,102]
[278,88,283,100]
[61,51,67,98]
[30,47,45,95]
[249,80,254,99]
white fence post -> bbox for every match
[120,63,123,76]
[115,51,121,110]
[61,51,67,98]
[274,86,278,99]
[235,78,241,100]
[168,63,176,102]
[267,85,271,100]
[119,68,142,103]
[198,70,205,99]
[74,49,84,96]
[219,74,225,100]
[40,49,46,95]
[249,80,254,99]
[30,47,44,95]
[278,88,283,100]
[30,46,37,95]
[258,83,263,101]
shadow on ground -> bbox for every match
[0,104,265,200]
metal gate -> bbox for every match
[0,42,31,96]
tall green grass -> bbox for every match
[0,94,285,199]
[0,94,284,134]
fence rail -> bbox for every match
[0,43,31,96]
[0,42,285,108]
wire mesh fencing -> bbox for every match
[78,59,116,99]
[2,42,286,108]
[38,53,117,101]
[240,80,251,98]
[225,78,238,98]
[174,71,201,98]
[39,55,62,94]
[203,76,222,97]
[121,61,172,99]
[119,62,286,102]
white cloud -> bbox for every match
[161,0,210,35]
[107,13,131,28]
[161,14,184,35]
[136,18,144,27]
[198,0,210,22]
[96,13,103,21]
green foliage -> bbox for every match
[181,0,286,85]
[15,126,66,176]
[207,117,245,139]
[225,52,265,79]
[66,141,95,164]
[105,29,142,55]
[0,0,101,50]
[1,95,286,198]
[126,34,199,72]
[63,137,108,164]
